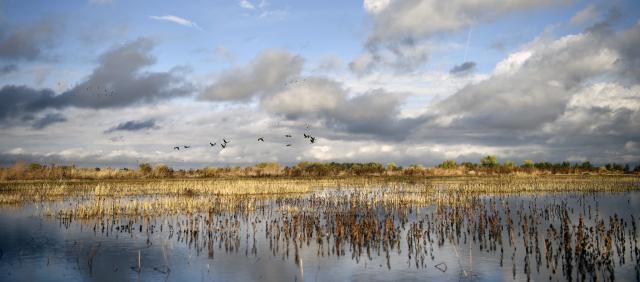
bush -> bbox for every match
[438,160,457,169]
[153,164,173,178]
[139,163,152,175]
[480,155,498,168]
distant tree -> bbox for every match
[386,162,398,171]
[139,163,152,175]
[480,155,498,168]
[438,160,457,169]
[502,161,514,169]
[521,160,535,169]
[460,162,477,169]
[580,161,593,170]
[28,163,43,171]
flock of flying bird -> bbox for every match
[173,127,316,151]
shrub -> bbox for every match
[438,160,457,169]
[139,163,152,175]
[480,155,498,168]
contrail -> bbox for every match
[464,25,473,62]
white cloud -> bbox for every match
[239,0,256,10]
[364,0,391,14]
[149,15,202,29]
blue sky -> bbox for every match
[1,0,639,167]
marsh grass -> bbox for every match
[1,174,639,280]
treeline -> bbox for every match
[1,156,639,180]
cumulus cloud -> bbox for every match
[200,50,303,101]
[0,38,193,127]
[104,119,159,133]
[412,21,640,164]
[201,50,424,139]
[149,15,201,29]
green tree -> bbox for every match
[521,160,534,169]
[438,160,457,169]
[480,155,498,168]
[503,161,514,169]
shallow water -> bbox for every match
[1,190,639,281]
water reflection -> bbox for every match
[1,190,639,281]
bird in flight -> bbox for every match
[285,134,292,137]
[173,146,180,150]
[221,143,226,149]
[286,144,292,147]
[210,142,216,147]
[223,138,229,144]
[310,136,316,144]
[183,145,190,149]
[258,137,264,142]
[303,133,310,138]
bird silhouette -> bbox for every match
[210,142,216,147]
[223,139,229,144]
[183,145,190,149]
[286,144,292,147]
[221,143,226,149]
[310,137,316,143]
[258,137,264,142]
[303,133,309,138]
[173,146,180,150]
[285,134,292,138]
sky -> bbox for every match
[0,0,639,168]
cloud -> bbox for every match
[104,119,159,133]
[200,50,303,101]
[0,38,193,126]
[363,0,391,14]
[31,113,67,129]
[149,15,202,29]
[0,19,59,61]
[449,61,476,76]
[353,0,566,73]
[262,77,425,139]
[410,21,640,164]
[239,0,256,10]
[0,64,17,76]
[570,4,599,26]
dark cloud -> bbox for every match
[104,119,158,133]
[0,64,18,75]
[262,77,425,139]
[0,19,59,61]
[0,38,193,126]
[200,50,303,101]
[31,113,66,129]
[449,61,476,75]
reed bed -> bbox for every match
[1,175,639,280]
